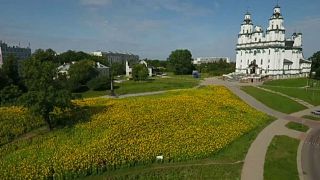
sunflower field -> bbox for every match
[0,86,271,179]
[0,106,44,146]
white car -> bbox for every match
[311,110,320,115]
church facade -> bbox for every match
[235,5,311,78]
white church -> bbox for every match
[235,5,311,78]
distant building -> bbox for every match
[235,5,311,78]
[193,57,230,65]
[92,51,139,64]
[0,41,31,67]
[57,62,110,78]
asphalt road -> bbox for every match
[302,128,320,180]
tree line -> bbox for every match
[0,49,111,130]
[309,51,320,79]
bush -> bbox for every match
[87,76,111,91]
[0,85,22,105]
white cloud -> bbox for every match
[80,0,112,6]
[135,0,214,16]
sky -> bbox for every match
[0,0,319,60]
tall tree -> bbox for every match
[2,54,20,84]
[168,49,193,75]
[309,51,320,79]
[68,59,98,92]
[0,68,9,91]
[132,64,149,81]
[33,49,57,63]
[20,55,72,130]
[57,50,92,64]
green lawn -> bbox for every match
[285,122,309,132]
[264,136,300,180]
[264,78,309,87]
[76,75,200,98]
[85,116,275,179]
[241,86,307,114]
[261,86,320,105]
[302,115,320,121]
[264,78,320,88]
[113,75,199,95]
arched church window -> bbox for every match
[261,59,263,65]
[276,25,279,29]
[269,50,271,55]
[272,25,274,29]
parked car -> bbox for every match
[311,110,320,115]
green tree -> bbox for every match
[68,60,98,92]
[111,62,126,76]
[87,76,111,91]
[309,51,320,79]
[0,69,9,90]
[168,49,193,75]
[146,59,167,68]
[132,64,149,81]
[0,85,22,105]
[33,49,57,63]
[195,60,235,76]
[20,56,72,130]
[2,54,20,85]
[57,50,93,64]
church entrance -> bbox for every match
[248,60,258,74]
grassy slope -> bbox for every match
[262,78,320,105]
[77,75,200,98]
[264,78,309,87]
[241,86,307,114]
[114,76,199,95]
[261,86,320,106]
[264,136,300,180]
[78,90,109,98]
[87,116,275,179]
[285,122,309,132]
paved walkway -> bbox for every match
[242,119,305,180]
[201,77,320,180]
[103,91,167,99]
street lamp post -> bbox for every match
[311,72,316,100]
[109,59,116,97]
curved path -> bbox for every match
[201,77,320,180]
